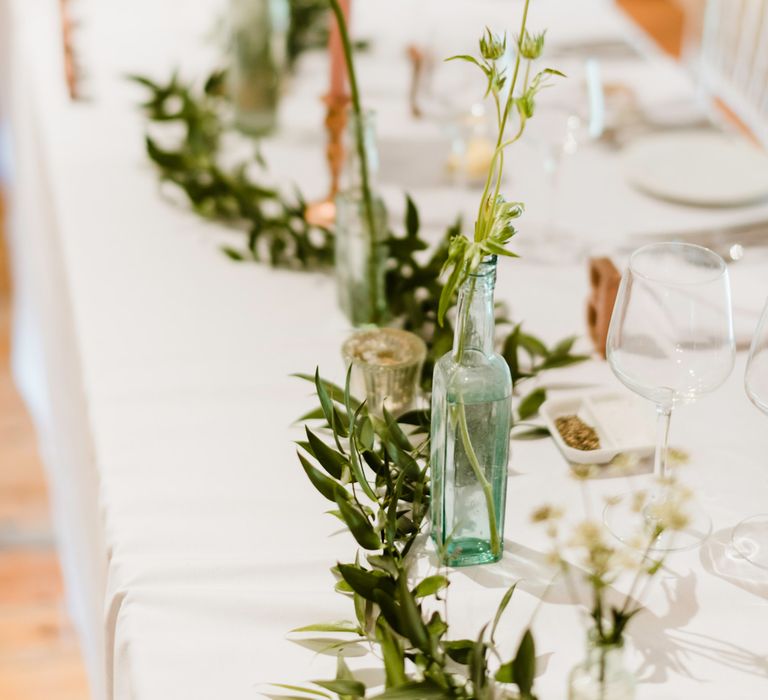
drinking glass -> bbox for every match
[517,102,588,263]
[604,242,736,551]
[732,297,768,567]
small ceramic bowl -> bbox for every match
[540,391,656,465]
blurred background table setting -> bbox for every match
[2,0,768,699]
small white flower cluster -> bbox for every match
[530,476,695,645]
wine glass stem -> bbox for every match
[545,153,561,234]
[654,405,672,480]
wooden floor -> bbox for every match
[0,194,89,698]
[0,2,684,699]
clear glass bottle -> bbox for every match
[568,636,636,700]
[430,256,512,567]
[334,111,388,327]
[228,0,290,136]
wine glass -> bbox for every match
[603,242,736,551]
[518,69,591,263]
[732,296,768,567]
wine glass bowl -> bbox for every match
[604,242,736,551]
[607,243,736,408]
[517,92,589,263]
[745,307,768,414]
[732,297,768,567]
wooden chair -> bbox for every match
[699,0,768,147]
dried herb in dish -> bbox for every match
[555,414,600,451]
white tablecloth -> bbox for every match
[3,1,768,699]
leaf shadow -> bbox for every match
[628,572,768,684]
[451,541,597,604]
[453,540,768,686]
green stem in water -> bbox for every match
[599,646,607,698]
[454,277,474,362]
[328,0,381,324]
[456,399,501,558]
[453,278,501,558]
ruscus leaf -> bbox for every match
[518,388,547,420]
[336,494,381,550]
[298,452,344,503]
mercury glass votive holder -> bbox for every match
[342,328,427,416]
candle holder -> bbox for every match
[407,44,425,119]
[306,93,350,227]
[60,0,79,100]
[586,256,621,358]
[446,103,496,187]
[342,328,426,417]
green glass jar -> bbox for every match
[334,111,388,326]
[228,0,289,136]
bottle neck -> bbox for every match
[585,635,626,681]
[342,111,379,191]
[452,258,497,359]
[230,0,288,28]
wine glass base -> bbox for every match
[603,491,712,553]
[732,514,768,569]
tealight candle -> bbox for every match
[446,102,495,185]
[342,328,426,416]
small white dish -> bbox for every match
[540,392,656,465]
[622,131,768,207]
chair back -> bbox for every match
[700,0,768,146]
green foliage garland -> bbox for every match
[131,70,334,268]
[132,71,588,422]
[129,9,598,698]
[286,0,331,68]
[281,370,540,700]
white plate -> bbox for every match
[622,131,768,207]
[540,392,656,465]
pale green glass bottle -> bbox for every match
[568,635,635,700]
[334,111,388,326]
[430,256,512,567]
[228,0,289,136]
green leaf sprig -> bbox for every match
[131,72,334,267]
[282,369,541,699]
[438,6,565,324]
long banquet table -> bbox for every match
[3,0,768,698]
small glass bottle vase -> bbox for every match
[430,257,512,567]
[334,112,388,327]
[568,637,636,700]
[228,0,289,136]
